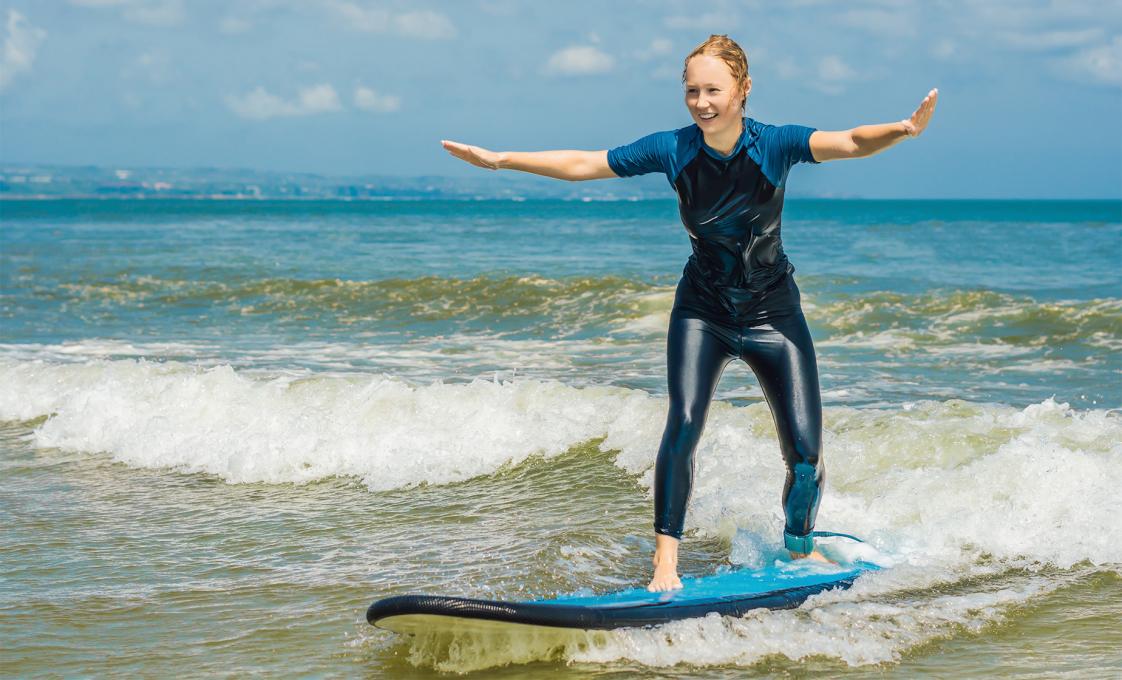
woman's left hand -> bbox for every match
[901,88,938,137]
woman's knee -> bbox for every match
[795,436,822,468]
[790,459,823,486]
[776,425,821,469]
[665,401,712,436]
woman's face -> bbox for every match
[683,54,748,134]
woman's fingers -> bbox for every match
[444,140,481,165]
[925,89,939,120]
[442,140,476,161]
[442,140,473,161]
[440,139,499,169]
[908,88,938,136]
[917,96,932,123]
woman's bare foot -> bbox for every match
[647,534,683,592]
[789,548,834,563]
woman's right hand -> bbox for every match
[441,140,502,170]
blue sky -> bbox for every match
[1,0,1120,198]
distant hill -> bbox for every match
[0,164,680,201]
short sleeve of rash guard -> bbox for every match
[606,130,676,178]
[759,124,819,187]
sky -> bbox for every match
[0,0,1120,199]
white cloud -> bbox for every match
[298,84,342,112]
[544,45,614,76]
[943,1,1121,52]
[353,85,400,112]
[838,8,917,38]
[123,0,184,27]
[664,12,739,31]
[931,1,1121,87]
[71,0,185,27]
[219,16,252,35]
[818,55,855,80]
[937,0,1121,87]
[961,0,1114,33]
[478,0,518,16]
[226,83,343,120]
[634,37,674,61]
[997,28,1105,52]
[327,1,388,31]
[812,55,856,94]
[0,9,47,93]
[394,10,456,39]
[772,56,801,80]
[1054,36,1122,87]
[121,50,170,84]
[649,64,680,82]
[931,38,958,61]
[326,2,456,39]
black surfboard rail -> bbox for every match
[367,574,861,631]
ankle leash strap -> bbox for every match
[784,530,865,554]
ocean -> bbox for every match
[1,198,1120,676]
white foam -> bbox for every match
[606,396,1122,569]
[0,358,653,490]
[0,340,214,362]
[389,563,1073,672]
[569,573,1061,668]
[6,356,1122,670]
[816,328,922,352]
[0,336,666,388]
[4,359,1120,569]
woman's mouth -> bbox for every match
[698,112,717,121]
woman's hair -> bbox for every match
[682,34,750,111]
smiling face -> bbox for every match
[683,54,750,134]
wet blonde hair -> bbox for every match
[682,34,750,111]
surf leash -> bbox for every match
[784,530,866,554]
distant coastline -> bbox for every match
[0,164,674,201]
[2,165,1120,202]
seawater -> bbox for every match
[1,198,1120,677]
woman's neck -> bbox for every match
[702,117,745,156]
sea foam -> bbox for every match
[0,358,648,490]
[4,356,1122,673]
[3,357,1119,569]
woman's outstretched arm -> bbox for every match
[440,141,617,181]
[809,88,938,162]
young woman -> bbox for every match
[441,34,937,592]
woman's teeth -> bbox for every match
[700,113,717,120]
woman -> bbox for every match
[442,34,937,592]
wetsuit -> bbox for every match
[607,117,824,554]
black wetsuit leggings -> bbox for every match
[653,306,824,541]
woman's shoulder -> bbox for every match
[649,122,702,141]
[640,123,704,156]
[746,117,814,136]
[745,116,776,135]
[621,123,699,145]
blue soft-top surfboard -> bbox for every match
[368,560,878,633]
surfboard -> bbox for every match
[368,559,879,633]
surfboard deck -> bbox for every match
[368,560,878,633]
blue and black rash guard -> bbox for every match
[608,117,819,324]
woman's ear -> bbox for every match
[739,76,752,111]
